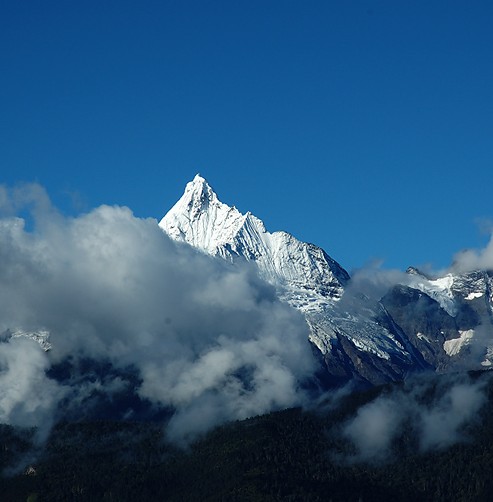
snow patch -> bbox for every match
[416,332,431,343]
[481,347,493,367]
[443,330,475,357]
[465,291,484,300]
[407,274,457,316]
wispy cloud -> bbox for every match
[452,233,493,273]
[340,373,488,463]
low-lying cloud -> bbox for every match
[0,184,316,443]
[341,374,488,462]
[0,337,66,441]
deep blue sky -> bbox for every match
[1,1,492,271]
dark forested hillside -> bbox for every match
[2,371,493,501]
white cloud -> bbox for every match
[0,183,316,442]
[0,338,66,439]
[452,233,493,272]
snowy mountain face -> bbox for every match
[160,175,429,386]
[160,175,349,299]
[160,175,493,385]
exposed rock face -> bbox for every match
[383,269,493,372]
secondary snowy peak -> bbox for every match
[404,267,493,317]
[160,175,349,298]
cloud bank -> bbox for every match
[0,184,316,442]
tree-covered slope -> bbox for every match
[2,371,493,501]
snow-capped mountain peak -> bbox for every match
[180,173,229,220]
[160,175,427,386]
[160,175,349,298]
[160,174,252,253]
